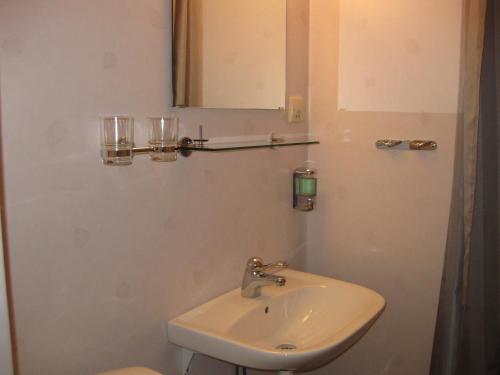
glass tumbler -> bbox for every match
[148,117,179,162]
[100,116,134,165]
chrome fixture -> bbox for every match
[100,116,179,165]
[409,140,438,150]
[268,132,285,143]
[293,167,317,211]
[241,257,288,298]
[375,139,437,150]
[193,125,209,147]
[100,118,319,165]
[375,139,402,148]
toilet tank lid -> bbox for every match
[95,367,163,375]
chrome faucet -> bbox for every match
[241,257,288,298]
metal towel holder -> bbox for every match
[375,139,437,150]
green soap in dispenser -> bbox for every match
[298,177,317,196]
[293,167,317,211]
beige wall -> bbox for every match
[0,0,463,374]
[0,0,309,374]
[337,0,462,113]
[200,0,286,109]
[306,1,460,375]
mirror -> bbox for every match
[171,0,286,109]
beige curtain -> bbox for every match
[430,0,487,374]
[461,0,487,298]
[172,0,203,107]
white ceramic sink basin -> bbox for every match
[168,269,385,372]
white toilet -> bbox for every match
[96,367,163,375]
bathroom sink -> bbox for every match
[167,269,385,372]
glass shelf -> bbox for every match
[180,137,319,152]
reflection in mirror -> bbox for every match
[172,0,286,109]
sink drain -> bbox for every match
[275,343,297,351]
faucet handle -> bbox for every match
[246,257,265,271]
[261,260,288,273]
[245,257,288,272]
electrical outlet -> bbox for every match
[288,96,305,123]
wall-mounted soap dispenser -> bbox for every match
[293,168,317,211]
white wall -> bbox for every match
[0,1,309,374]
[306,1,461,374]
[338,0,462,113]
[0,1,464,374]
[200,0,286,109]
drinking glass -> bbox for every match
[148,117,178,162]
[100,116,134,165]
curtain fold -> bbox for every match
[430,0,498,374]
[462,1,500,372]
[172,0,202,107]
[172,0,189,106]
